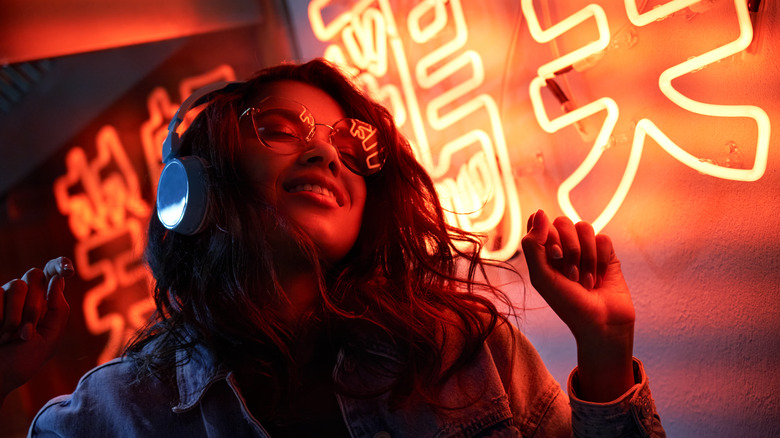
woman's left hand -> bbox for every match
[521,210,635,401]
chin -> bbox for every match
[317,245,352,266]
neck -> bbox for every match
[276,264,321,327]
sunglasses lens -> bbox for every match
[251,108,310,152]
[332,119,386,176]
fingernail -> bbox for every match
[551,244,564,260]
[19,322,33,341]
[61,261,74,274]
[47,275,61,299]
[583,272,595,290]
[533,209,546,228]
[568,265,579,282]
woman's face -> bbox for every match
[238,80,367,264]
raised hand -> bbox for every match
[522,210,635,401]
[0,257,73,406]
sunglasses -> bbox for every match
[240,96,386,176]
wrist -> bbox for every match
[574,329,635,402]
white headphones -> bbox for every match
[156,81,241,235]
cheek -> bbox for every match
[340,177,367,248]
[348,183,367,229]
[347,175,368,211]
[239,150,284,199]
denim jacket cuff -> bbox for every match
[567,358,663,437]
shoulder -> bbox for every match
[57,356,157,400]
[29,356,177,436]
[477,318,549,383]
[475,318,572,435]
[436,312,558,395]
[483,318,541,370]
[435,316,570,435]
[439,311,539,373]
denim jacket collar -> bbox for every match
[169,327,405,413]
[172,341,230,413]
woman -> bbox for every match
[5,59,663,436]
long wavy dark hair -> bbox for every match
[127,59,517,409]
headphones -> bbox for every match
[156,81,241,235]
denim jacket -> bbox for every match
[29,321,664,437]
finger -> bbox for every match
[524,210,550,243]
[576,221,597,290]
[523,210,582,321]
[527,211,564,261]
[552,216,581,283]
[21,268,48,339]
[522,210,551,273]
[44,257,75,282]
[546,223,563,262]
[1,279,28,343]
[595,234,615,288]
[522,209,561,292]
[37,274,70,348]
[45,258,74,302]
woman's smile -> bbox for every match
[238,80,367,263]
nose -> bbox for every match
[299,126,342,175]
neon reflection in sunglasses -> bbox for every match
[240,96,386,176]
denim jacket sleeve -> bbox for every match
[489,322,666,437]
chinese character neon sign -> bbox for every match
[309,0,770,244]
[309,0,523,261]
[54,66,236,364]
[524,0,769,232]
[53,126,154,364]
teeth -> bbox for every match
[290,184,334,199]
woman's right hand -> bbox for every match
[0,257,73,404]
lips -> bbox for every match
[288,183,336,200]
[284,175,346,207]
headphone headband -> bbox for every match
[162,81,243,163]
[156,80,242,235]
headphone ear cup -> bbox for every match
[156,156,210,235]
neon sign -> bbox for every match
[53,126,154,364]
[54,66,236,364]
[309,0,770,240]
[523,0,769,232]
[309,0,522,261]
